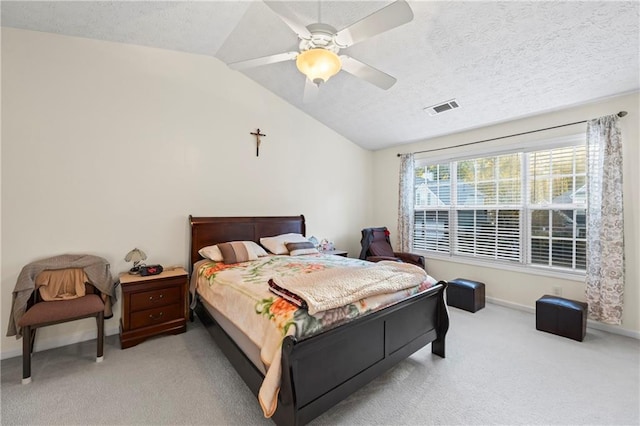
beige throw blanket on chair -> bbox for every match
[270,260,427,315]
[36,269,88,301]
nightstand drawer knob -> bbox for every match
[149,294,164,301]
[149,312,164,320]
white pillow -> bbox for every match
[198,245,223,262]
[199,241,268,261]
[260,233,309,255]
[250,241,269,257]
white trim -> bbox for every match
[487,297,640,340]
[3,303,636,363]
[0,325,120,361]
[423,251,586,282]
[416,133,585,165]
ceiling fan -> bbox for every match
[228,0,414,102]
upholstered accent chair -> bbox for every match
[17,272,105,384]
[359,227,425,268]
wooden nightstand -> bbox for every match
[119,267,188,349]
[319,249,348,257]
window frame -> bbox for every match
[413,134,587,280]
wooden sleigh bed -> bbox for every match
[189,215,449,426]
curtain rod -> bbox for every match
[397,110,628,157]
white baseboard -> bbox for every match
[487,297,640,340]
[3,298,637,360]
[1,326,120,361]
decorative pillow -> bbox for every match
[285,241,319,256]
[260,233,309,254]
[199,241,268,262]
[198,245,224,262]
[218,241,258,264]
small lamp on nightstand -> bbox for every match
[125,248,147,274]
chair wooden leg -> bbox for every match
[96,311,104,362]
[22,326,32,384]
[29,328,37,354]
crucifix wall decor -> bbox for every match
[250,128,266,157]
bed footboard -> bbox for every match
[277,281,447,425]
[197,281,448,426]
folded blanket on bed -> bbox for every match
[270,260,427,315]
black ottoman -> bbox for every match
[536,295,587,342]
[447,278,485,313]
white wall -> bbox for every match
[0,28,374,359]
[2,28,637,362]
[373,92,640,336]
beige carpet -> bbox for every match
[1,303,639,425]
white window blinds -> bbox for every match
[413,139,587,272]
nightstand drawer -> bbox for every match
[130,286,180,312]
[130,304,182,329]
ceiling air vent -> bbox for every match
[424,99,460,116]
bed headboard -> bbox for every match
[188,215,306,269]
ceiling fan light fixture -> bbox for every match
[296,48,341,85]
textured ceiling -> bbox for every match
[2,1,639,151]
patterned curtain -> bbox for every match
[585,115,625,325]
[398,153,415,252]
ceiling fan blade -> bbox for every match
[334,0,414,47]
[228,51,298,70]
[264,1,312,39]
[340,56,397,90]
[303,78,319,103]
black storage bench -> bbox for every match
[536,295,587,342]
[447,278,485,313]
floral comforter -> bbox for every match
[193,253,437,417]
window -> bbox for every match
[528,146,587,270]
[414,141,587,273]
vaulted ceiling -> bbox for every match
[2,1,638,150]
